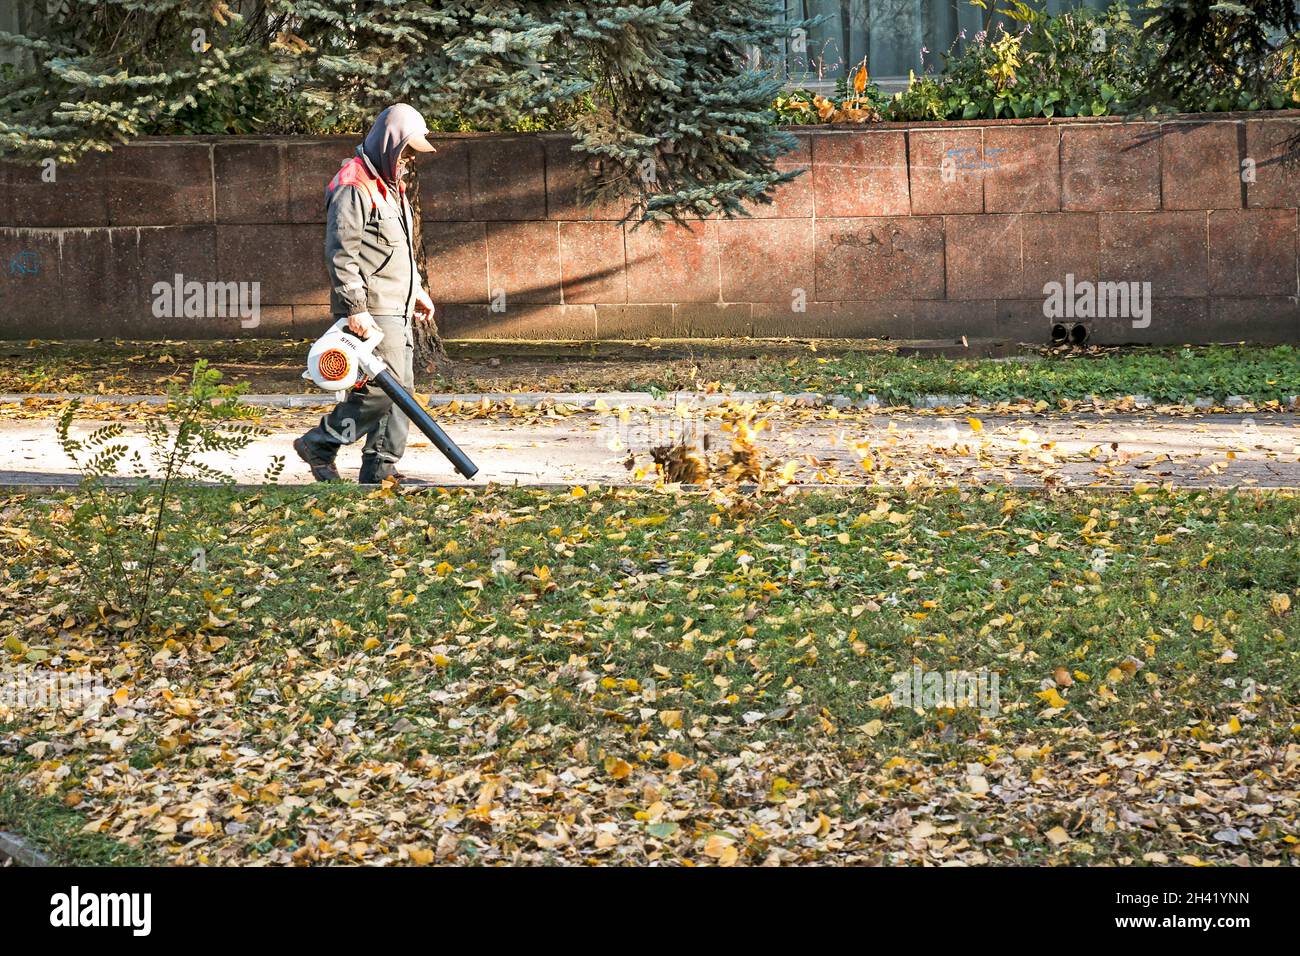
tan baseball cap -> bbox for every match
[405,132,437,153]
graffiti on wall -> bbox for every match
[941,146,1010,182]
[6,250,42,277]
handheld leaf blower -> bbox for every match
[304,318,479,479]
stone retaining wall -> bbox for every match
[2,113,1298,342]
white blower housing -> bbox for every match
[304,317,387,395]
[301,318,479,479]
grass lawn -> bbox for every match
[1,484,1298,865]
[0,786,153,866]
[746,344,1300,406]
[3,339,1297,406]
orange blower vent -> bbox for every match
[317,349,351,382]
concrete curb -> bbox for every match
[2,390,818,409]
[5,479,1298,494]
[5,392,1300,412]
[0,830,51,867]
[0,391,689,409]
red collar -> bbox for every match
[327,155,405,209]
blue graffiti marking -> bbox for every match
[7,250,42,277]
[942,146,1011,175]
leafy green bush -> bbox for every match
[915,1,1152,120]
[163,71,342,136]
[777,0,1300,125]
[774,66,889,124]
[886,71,951,122]
[772,88,821,125]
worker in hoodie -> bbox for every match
[294,103,437,484]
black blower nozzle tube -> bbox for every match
[373,369,479,479]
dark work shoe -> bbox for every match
[358,459,397,485]
[358,460,425,485]
[294,436,343,482]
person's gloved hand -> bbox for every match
[348,311,378,338]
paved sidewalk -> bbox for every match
[2,394,1297,489]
